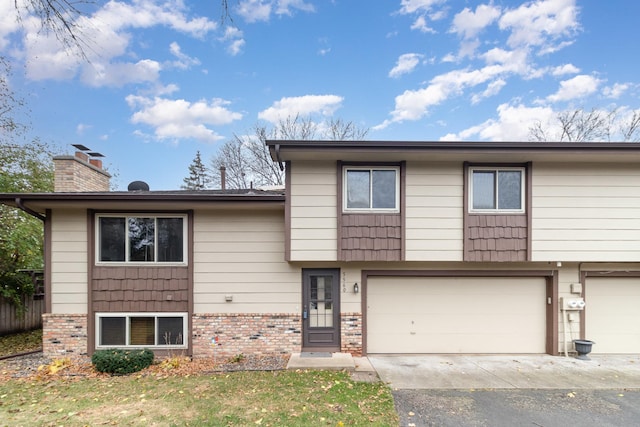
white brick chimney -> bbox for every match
[53,151,111,192]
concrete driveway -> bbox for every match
[368,354,640,389]
[369,355,640,427]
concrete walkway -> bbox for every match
[287,353,640,389]
[369,354,640,389]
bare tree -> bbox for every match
[529,107,640,142]
[210,116,369,190]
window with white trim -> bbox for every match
[470,167,525,212]
[96,313,187,348]
[97,215,187,264]
[343,166,399,212]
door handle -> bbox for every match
[303,305,308,320]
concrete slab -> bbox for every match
[286,352,355,370]
[369,354,640,390]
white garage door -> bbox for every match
[367,276,547,354]
[586,277,640,353]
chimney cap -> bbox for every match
[72,144,91,151]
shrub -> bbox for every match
[91,349,154,375]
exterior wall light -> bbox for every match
[353,283,359,294]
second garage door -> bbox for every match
[367,276,547,354]
[586,277,640,354]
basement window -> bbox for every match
[96,313,187,348]
[97,214,187,264]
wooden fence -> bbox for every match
[0,270,45,336]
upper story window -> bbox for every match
[470,167,524,213]
[343,167,399,212]
[97,214,187,264]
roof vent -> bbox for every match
[127,181,150,191]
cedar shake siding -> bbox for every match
[465,214,528,261]
[340,214,402,261]
[91,266,189,312]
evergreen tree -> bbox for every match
[181,151,211,190]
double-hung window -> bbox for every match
[470,167,525,213]
[343,166,399,212]
[96,313,187,348]
[97,214,187,264]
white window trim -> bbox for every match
[469,166,525,213]
[95,213,188,266]
[342,166,400,213]
[95,312,188,349]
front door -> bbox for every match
[302,269,340,351]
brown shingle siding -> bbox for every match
[340,213,402,261]
[92,266,189,312]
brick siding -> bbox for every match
[42,314,88,357]
[341,312,363,356]
[192,313,302,358]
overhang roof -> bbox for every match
[266,140,640,165]
[0,189,285,215]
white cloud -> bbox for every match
[552,64,580,76]
[0,2,20,50]
[237,0,314,23]
[126,96,242,143]
[383,65,508,125]
[410,15,436,33]
[443,103,556,141]
[389,53,424,78]
[14,0,217,86]
[76,123,92,135]
[258,95,344,123]
[451,4,501,40]
[220,26,246,56]
[169,42,201,69]
[499,0,579,51]
[398,0,445,15]
[546,74,601,102]
[603,83,629,99]
[81,59,162,87]
[471,79,506,104]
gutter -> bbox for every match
[274,143,284,171]
[15,198,46,222]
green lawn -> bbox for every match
[0,369,398,426]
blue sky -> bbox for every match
[2,0,640,190]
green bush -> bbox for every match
[91,349,154,375]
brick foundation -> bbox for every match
[42,314,88,357]
[192,313,302,358]
[341,312,363,356]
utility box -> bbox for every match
[560,297,585,310]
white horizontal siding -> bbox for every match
[532,163,640,262]
[51,209,88,314]
[405,162,463,261]
[289,160,338,261]
[193,210,299,314]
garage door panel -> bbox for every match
[367,276,546,354]
[587,277,640,354]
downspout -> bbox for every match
[15,198,46,222]
[274,144,284,171]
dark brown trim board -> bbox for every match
[361,269,558,356]
[44,209,52,314]
[187,210,194,356]
[87,210,95,354]
[284,161,292,262]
